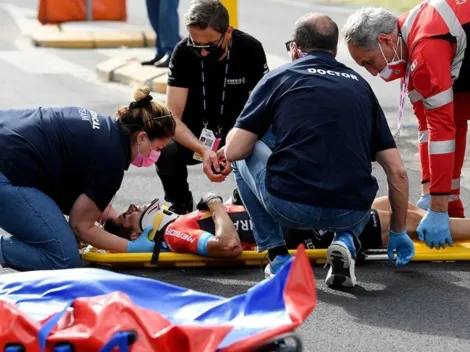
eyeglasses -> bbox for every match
[285,40,294,52]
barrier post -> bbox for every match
[220,0,238,28]
[86,0,93,21]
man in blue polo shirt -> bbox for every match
[225,13,415,289]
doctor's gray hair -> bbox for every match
[342,7,397,51]
[185,0,230,34]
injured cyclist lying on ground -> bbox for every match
[102,191,470,261]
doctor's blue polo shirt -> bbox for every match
[234,51,397,210]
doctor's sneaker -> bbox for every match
[264,254,291,279]
[325,233,357,289]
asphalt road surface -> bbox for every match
[1,0,470,351]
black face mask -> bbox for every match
[188,32,226,61]
[203,45,226,61]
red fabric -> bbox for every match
[414,100,430,183]
[37,0,127,25]
[221,245,317,352]
[0,300,41,351]
[408,39,455,195]
[398,0,470,196]
[1,293,232,352]
[449,91,470,217]
[0,246,316,352]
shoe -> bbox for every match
[196,193,223,211]
[264,254,291,279]
[141,54,164,66]
[168,192,194,215]
[325,233,357,288]
[154,53,171,68]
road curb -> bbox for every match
[32,23,156,49]
[96,54,288,94]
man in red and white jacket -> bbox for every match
[342,0,470,249]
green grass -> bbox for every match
[321,0,422,12]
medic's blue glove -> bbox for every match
[127,226,155,253]
[416,194,430,211]
[416,209,453,249]
[387,229,415,266]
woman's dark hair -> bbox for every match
[116,87,176,140]
[104,218,132,240]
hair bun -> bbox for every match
[133,87,151,102]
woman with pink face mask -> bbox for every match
[0,87,175,271]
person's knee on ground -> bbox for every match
[0,176,81,271]
[1,232,81,271]
[40,242,81,270]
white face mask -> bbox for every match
[378,36,407,82]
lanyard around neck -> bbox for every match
[200,45,231,137]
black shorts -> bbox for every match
[283,209,383,252]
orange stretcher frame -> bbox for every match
[81,240,470,268]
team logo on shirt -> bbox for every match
[227,77,246,85]
[78,108,100,130]
[233,219,253,231]
[166,229,195,243]
[410,59,418,71]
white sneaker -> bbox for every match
[325,241,356,288]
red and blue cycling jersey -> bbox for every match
[162,205,256,255]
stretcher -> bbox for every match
[81,240,470,268]
[81,246,328,268]
[363,241,470,262]
[0,245,315,352]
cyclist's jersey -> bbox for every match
[162,205,383,255]
[163,205,254,254]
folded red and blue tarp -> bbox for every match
[0,245,316,352]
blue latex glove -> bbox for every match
[416,209,453,249]
[127,226,155,253]
[416,194,430,211]
[387,229,415,265]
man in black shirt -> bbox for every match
[156,0,269,214]
[225,13,415,289]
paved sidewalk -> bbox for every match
[95,48,289,94]
[32,21,156,48]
